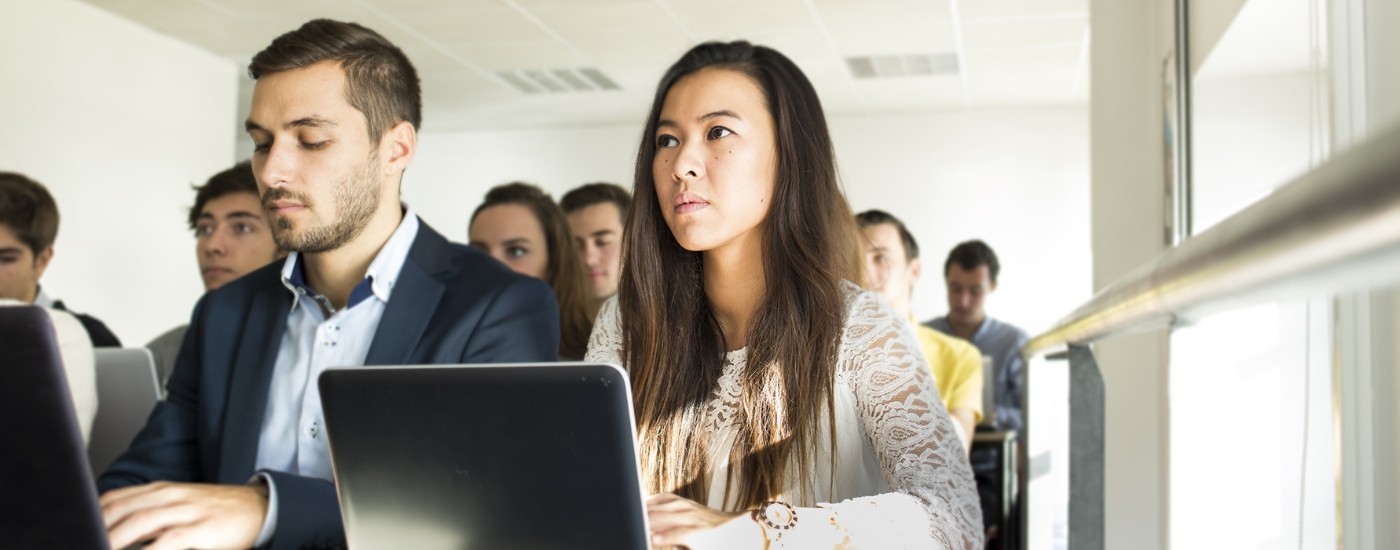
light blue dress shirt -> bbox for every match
[253,210,420,544]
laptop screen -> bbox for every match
[319,362,648,550]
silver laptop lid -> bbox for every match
[319,362,649,550]
[89,348,162,478]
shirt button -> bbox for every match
[309,422,319,438]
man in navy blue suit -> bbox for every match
[97,19,560,550]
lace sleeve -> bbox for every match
[819,288,984,549]
[584,295,623,364]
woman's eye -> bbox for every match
[252,142,271,153]
[506,246,528,259]
[707,127,732,140]
[656,135,679,148]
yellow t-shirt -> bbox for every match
[916,324,984,423]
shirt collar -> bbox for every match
[973,316,995,340]
[279,206,421,311]
[33,286,54,308]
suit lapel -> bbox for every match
[363,220,449,365]
[219,284,290,481]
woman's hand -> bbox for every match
[646,493,765,549]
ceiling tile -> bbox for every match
[961,17,1086,50]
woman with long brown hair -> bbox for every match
[586,42,981,548]
[470,182,595,360]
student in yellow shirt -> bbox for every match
[857,209,983,451]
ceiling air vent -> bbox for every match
[496,67,621,94]
[846,53,959,79]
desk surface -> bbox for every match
[973,430,1018,444]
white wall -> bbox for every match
[1089,0,1174,547]
[0,0,239,345]
[404,123,641,241]
[404,106,1092,336]
[833,108,1091,333]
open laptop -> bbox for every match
[89,348,163,478]
[319,362,649,550]
[0,306,110,549]
[978,354,998,429]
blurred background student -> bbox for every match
[0,171,121,347]
[560,182,629,306]
[470,182,595,360]
[147,160,283,383]
[857,208,983,451]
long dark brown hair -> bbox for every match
[471,182,597,360]
[619,41,859,509]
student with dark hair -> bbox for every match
[98,19,559,550]
[560,182,630,302]
[925,239,1029,432]
[469,181,595,360]
[146,160,284,383]
[0,171,120,347]
[586,41,981,548]
[856,209,983,452]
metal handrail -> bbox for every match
[1023,122,1400,359]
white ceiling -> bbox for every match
[80,0,1088,131]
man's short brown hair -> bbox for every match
[248,19,422,141]
[0,171,59,255]
[855,209,920,261]
[559,182,630,221]
[188,161,259,231]
[945,239,1001,283]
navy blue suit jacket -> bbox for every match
[97,220,560,550]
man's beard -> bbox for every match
[266,155,381,253]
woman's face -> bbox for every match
[469,203,550,279]
[652,68,777,258]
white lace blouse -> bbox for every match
[584,282,983,549]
